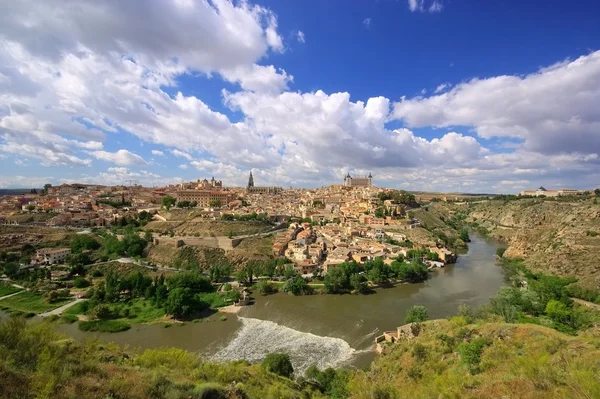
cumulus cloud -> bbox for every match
[297,31,305,43]
[363,18,372,28]
[221,64,292,94]
[393,51,600,156]
[0,0,598,193]
[91,149,146,166]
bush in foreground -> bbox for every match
[261,353,294,378]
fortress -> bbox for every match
[343,172,373,187]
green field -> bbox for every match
[0,284,22,297]
[0,291,72,314]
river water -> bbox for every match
[5,233,506,374]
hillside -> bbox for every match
[0,317,325,399]
[350,319,600,398]
[465,198,600,287]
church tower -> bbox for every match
[368,172,373,186]
[247,171,254,188]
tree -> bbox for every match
[256,280,277,295]
[324,267,349,294]
[166,288,195,318]
[167,271,212,292]
[161,195,176,210]
[545,299,570,325]
[41,183,52,195]
[405,305,429,323]
[350,273,369,294]
[595,188,600,197]
[26,204,35,212]
[71,234,100,253]
[73,277,91,288]
[209,199,222,208]
[283,275,312,296]
[261,353,294,378]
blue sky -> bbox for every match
[0,0,599,192]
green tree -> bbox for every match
[71,234,100,253]
[26,204,35,212]
[261,353,294,378]
[73,277,90,288]
[350,273,369,294]
[209,199,222,207]
[324,267,349,294]
[594,188,600,196]
[255,280,277,295]
[404,305,429,323]
[161,195,176,210]
[283,275,312,296]
[545,299,570,325]
[166,288,195,318]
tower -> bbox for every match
[247,171,254,188]
[344,172,352,187]
[368,172,373,186]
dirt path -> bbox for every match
[39,298,86,318]
[572,297,600,311]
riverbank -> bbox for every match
[40,233,506,374]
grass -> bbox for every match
[0,291,72,314]
[106,299,166,323]
[61,314,78,324]
[78,319,131,333]
[0,284,22,297]
[62,300,91,316]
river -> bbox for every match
[4,233,506,374]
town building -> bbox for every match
[175,190,236,207]
[36,248,71,265]
[343,172,373,187]
[246,171,283,194]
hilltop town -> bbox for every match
[0,173,464,283]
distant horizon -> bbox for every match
[0,1,599,192]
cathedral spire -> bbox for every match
[247,171,254,188]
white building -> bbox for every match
[36,248,71,265]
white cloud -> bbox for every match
[0,0,283,73]
[171,149,194,161]
[408,0,443,13]
[393,51,600,156]
[434,83,449,93]
[363,18,372,28]
[297,31,305,43]
[151,150,164,156]
[91,149,147,166]
[179,164,188,170]
[221,64,292,94]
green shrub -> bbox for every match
[459,337,490,374]
[404,305,429,323]
[73,277,91,288]
[261,353,294,378]
[78,319,130,333]
[496,247,506,257]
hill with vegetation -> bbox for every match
[464,197,600,287]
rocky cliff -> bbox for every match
[467,199,600,287]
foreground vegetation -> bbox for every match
[0,317,327,399]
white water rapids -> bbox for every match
[208,316,369,375]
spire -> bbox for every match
[248,171,254,188]
[368,172,372,178]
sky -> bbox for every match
[0,0,599,193]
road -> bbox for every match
[0,290,25,301]
[39,298,86,318]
